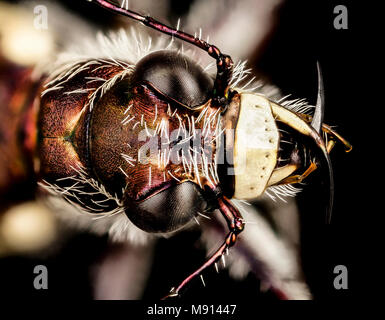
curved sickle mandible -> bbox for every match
[311,62,325,134]
[311,62,334,223]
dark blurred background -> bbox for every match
[0,0,362,301]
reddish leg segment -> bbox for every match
[163,196,244,299]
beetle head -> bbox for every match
[86,0,335,230]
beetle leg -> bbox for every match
[162,196,244,299]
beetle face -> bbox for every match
[88,50,304,233]
[88,50,221,233]
[39,48,333,234]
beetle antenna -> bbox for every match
[88,0,233,106]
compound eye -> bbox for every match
[132,50,214,109]
[124,182,208,233]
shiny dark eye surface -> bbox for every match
[124,182,208,233]
[132,50,214,108]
